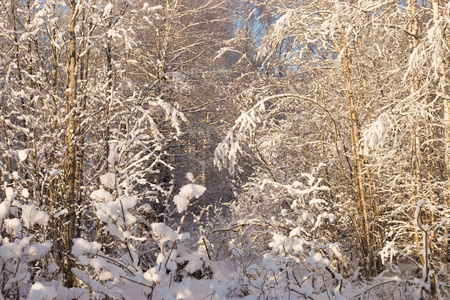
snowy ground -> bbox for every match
[119,261,235,300]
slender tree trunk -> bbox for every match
[334,29,374,276]
[48,2,59,214]
[76,8,90,238]
[63,0,78,287]
[438,1,450,208]
[1,118,11,174]
[104,24,112,170]
[10,0,27,144]
[25,0,37,188]
[407,0,424,254]
[433,0,450,268]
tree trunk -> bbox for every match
[334,29,375,276]
[63,0,78,287]
[104,13,112,170]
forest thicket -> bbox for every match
[0,0,449,299]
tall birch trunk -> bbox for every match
[439,1,450,208]
[334,28,375,276]
[434,0,450,267]
[407,0,423,254]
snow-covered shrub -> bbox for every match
[71,169,208,299]
[149,182,210,299]
[0,187,53,299]
[370,199,450,299]
[211,166,347,299]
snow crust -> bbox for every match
[28,282,57,300]
[23,241,53,261]
[18,149,29,162]
[151,223,177,242]
[0,199,12,225]
[179,184,207,200]
[72,238,102,257]
[186,172,194,182]
[22,204,49,228]
[100,172,116,189]
[108,143,120,165]
[173,195,189,213]
[22,188,30,198]
[173,184,206,213]
[90,188,113,202]
[5,187,16,201]
[4,218,22,236]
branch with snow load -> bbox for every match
[214,93,345,179]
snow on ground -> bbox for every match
[119,260,236,300]
[120,278,219,300]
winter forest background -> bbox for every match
[1,0,450,299]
